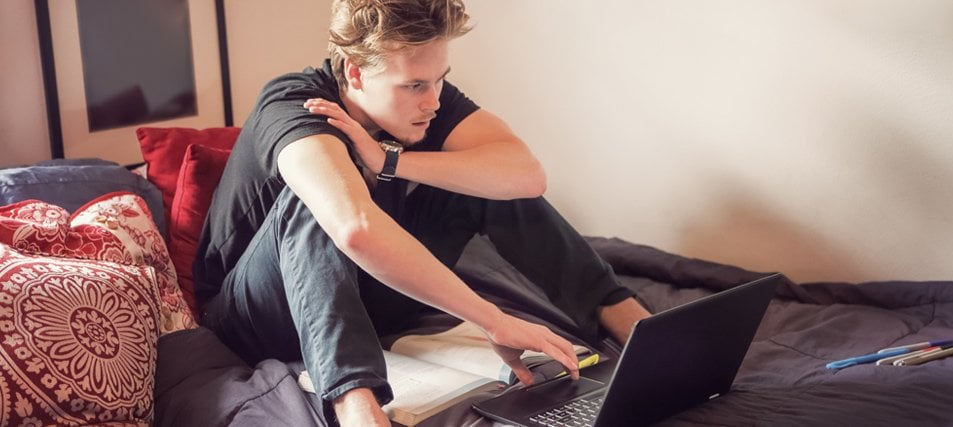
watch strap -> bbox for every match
[377,147,400,181]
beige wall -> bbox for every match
[450,1,953,282]
[3,1,952,282]
[223,0,332,125]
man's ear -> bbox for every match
[344,57,363,91]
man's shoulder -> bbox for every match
[260,64,338,100]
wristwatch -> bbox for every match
[377,139,403,182]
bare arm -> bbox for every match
[306,99,546,200]
[398,109,547,199]
[276,135,578,384]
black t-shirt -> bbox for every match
[193,59,479,307]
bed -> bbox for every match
[1,129,951,427]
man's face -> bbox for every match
[352,39,450,145]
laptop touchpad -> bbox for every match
[523,376,605,406]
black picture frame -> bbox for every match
[35,0,233,165]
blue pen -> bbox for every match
[826,348,912,370]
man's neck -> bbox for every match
[339,88,380,135]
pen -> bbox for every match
[895,345,953,366]
[877,340,953,354]
[826,348,911,370]
[891,346,943,366]
[555,354,600,378]
[876,347,934,366]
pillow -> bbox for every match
[0,244,158,426]
[0,192,190,425]
[0,192,197,335]
[136,127,240,226]
[0,159,166,236]
[168,144,232,317]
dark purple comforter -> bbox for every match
[154,236,953,427]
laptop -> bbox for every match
[472,273,782,427]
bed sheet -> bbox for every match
[154,236,953,427]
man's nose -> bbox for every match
[420,85,440,112]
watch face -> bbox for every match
[379,140,404,153]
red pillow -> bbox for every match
[0,192,203,425]
[0,192,198,335]
[0,244,159,426]
[168,144,232,317]
[136,127,240,225]
[0,195,162,425]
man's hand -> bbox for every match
[482,312,580,386]
[304,98,385,173]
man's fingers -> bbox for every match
[325,117,348,129]
[487,317,585,383]
[521,326,580,381]
[303,98,331,108]
[304,99,350,122]
[505,359,535,386]
[544,338,580,380]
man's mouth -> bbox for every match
[412,115,436,128]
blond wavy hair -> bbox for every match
[328,0,472,92]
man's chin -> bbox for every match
[397,131,427,147]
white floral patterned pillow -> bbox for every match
[0,191,196,425]
[0,245,157,426]
[0,192,196,334]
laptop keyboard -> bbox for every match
[528,396,604,427]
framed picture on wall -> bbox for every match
[35,0,233,166]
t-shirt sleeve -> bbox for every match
[248,71,351,176]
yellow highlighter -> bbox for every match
[555,353,600,378]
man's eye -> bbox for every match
[405,83,436,92]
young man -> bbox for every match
[194,0,650,425]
